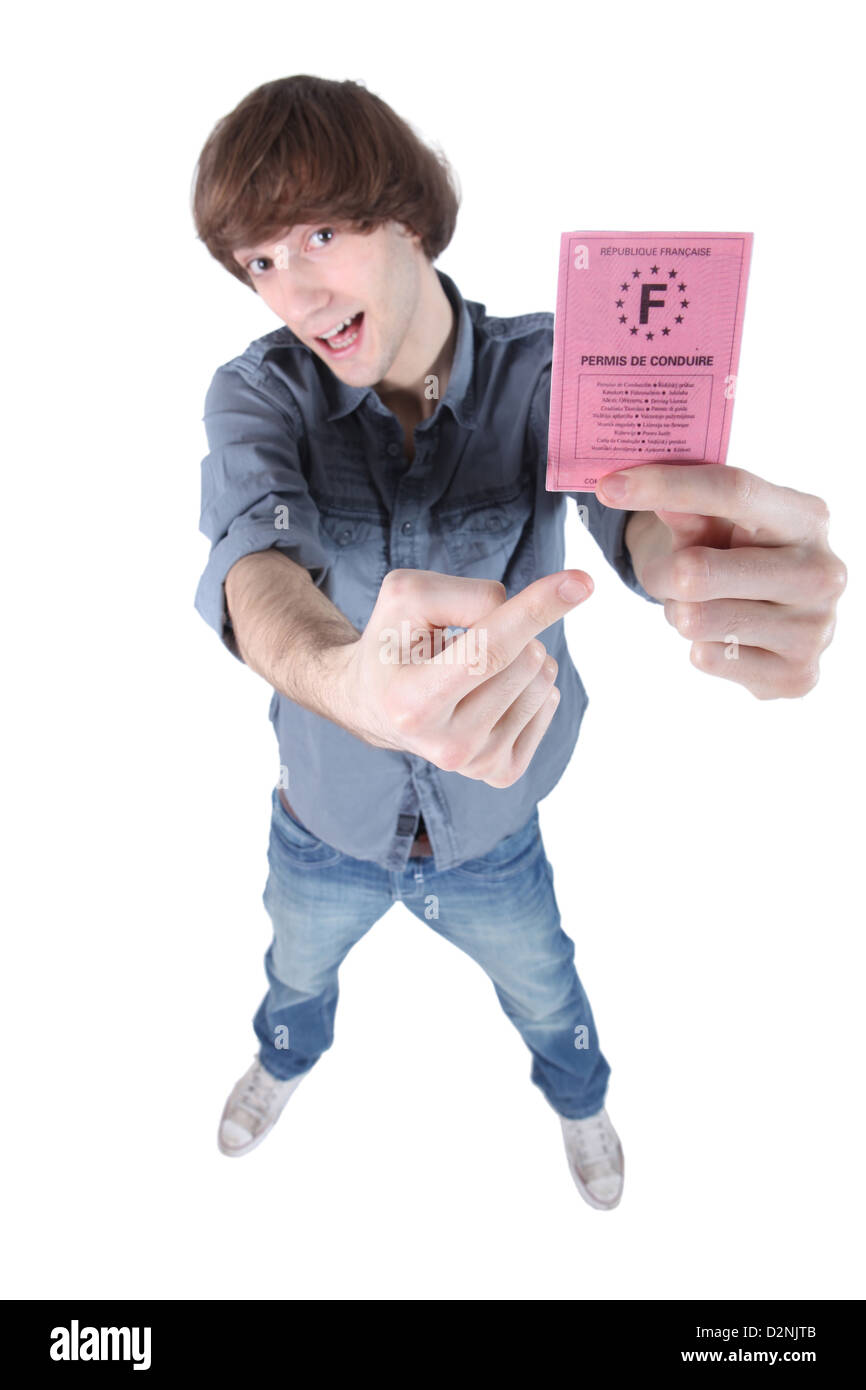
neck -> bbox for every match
[375,271,457,421]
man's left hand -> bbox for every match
[597,463,848,700]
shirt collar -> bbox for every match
[323,268,477,429]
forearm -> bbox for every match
[224,549,360,732]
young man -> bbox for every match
[191,77,846,1210]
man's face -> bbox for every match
[232,220,424,388]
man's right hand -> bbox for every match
[328,568,594,789]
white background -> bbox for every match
[3,0,863,1301]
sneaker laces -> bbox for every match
[570,1111,617,1168]
[235,1067,282,1122]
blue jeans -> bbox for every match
[253,787,611,1120]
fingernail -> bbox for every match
[558,577,589,602]
[599,471,630,500]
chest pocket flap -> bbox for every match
[434,476,533,572]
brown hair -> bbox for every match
[191,75,461,291]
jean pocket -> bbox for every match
[269,787,344,867]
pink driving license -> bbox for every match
[546,231,753,492]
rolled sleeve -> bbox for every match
[528,359,661,606]
[194,364,331,656]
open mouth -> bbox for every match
[316,311,364,354]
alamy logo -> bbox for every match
[378,621,488,674]
[50,1320,151,1371]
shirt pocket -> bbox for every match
[317,507,391,632]
[433,476,533,579]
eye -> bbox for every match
[245,227,334,276]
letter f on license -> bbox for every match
[639,283,667,323]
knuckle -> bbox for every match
[434,736,471,772]
[674,601,703,637]
[827,558,848,598]
[785,661,820,698]
[509,746,533,785]
[525,673,549,704]
[523,645,548,680]
[801,662,820,695]
[809,494,831,530]
[787,631,813,664]
[483,579,508,606]
[381,567,414,598]
[672,550,710,599]
[816,614,837,652]
[721,607,748,641]
[467,749,504,787]
[523,594,550,632]
[814,556,847,600]
[480,641,511,679]
[389,697,420,737]
[794,615,834,660]
[469,756,496,783]
[730,467,757,511]
[484,770,510,789]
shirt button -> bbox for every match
[401,521,413,534]
[387,442,401,457]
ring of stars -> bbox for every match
[615,266,689,339]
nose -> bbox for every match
[271,258,329,331]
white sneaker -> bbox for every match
[218,1056,307,1157]
[560,1106,624,1210]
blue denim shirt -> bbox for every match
[195,269,662,871]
